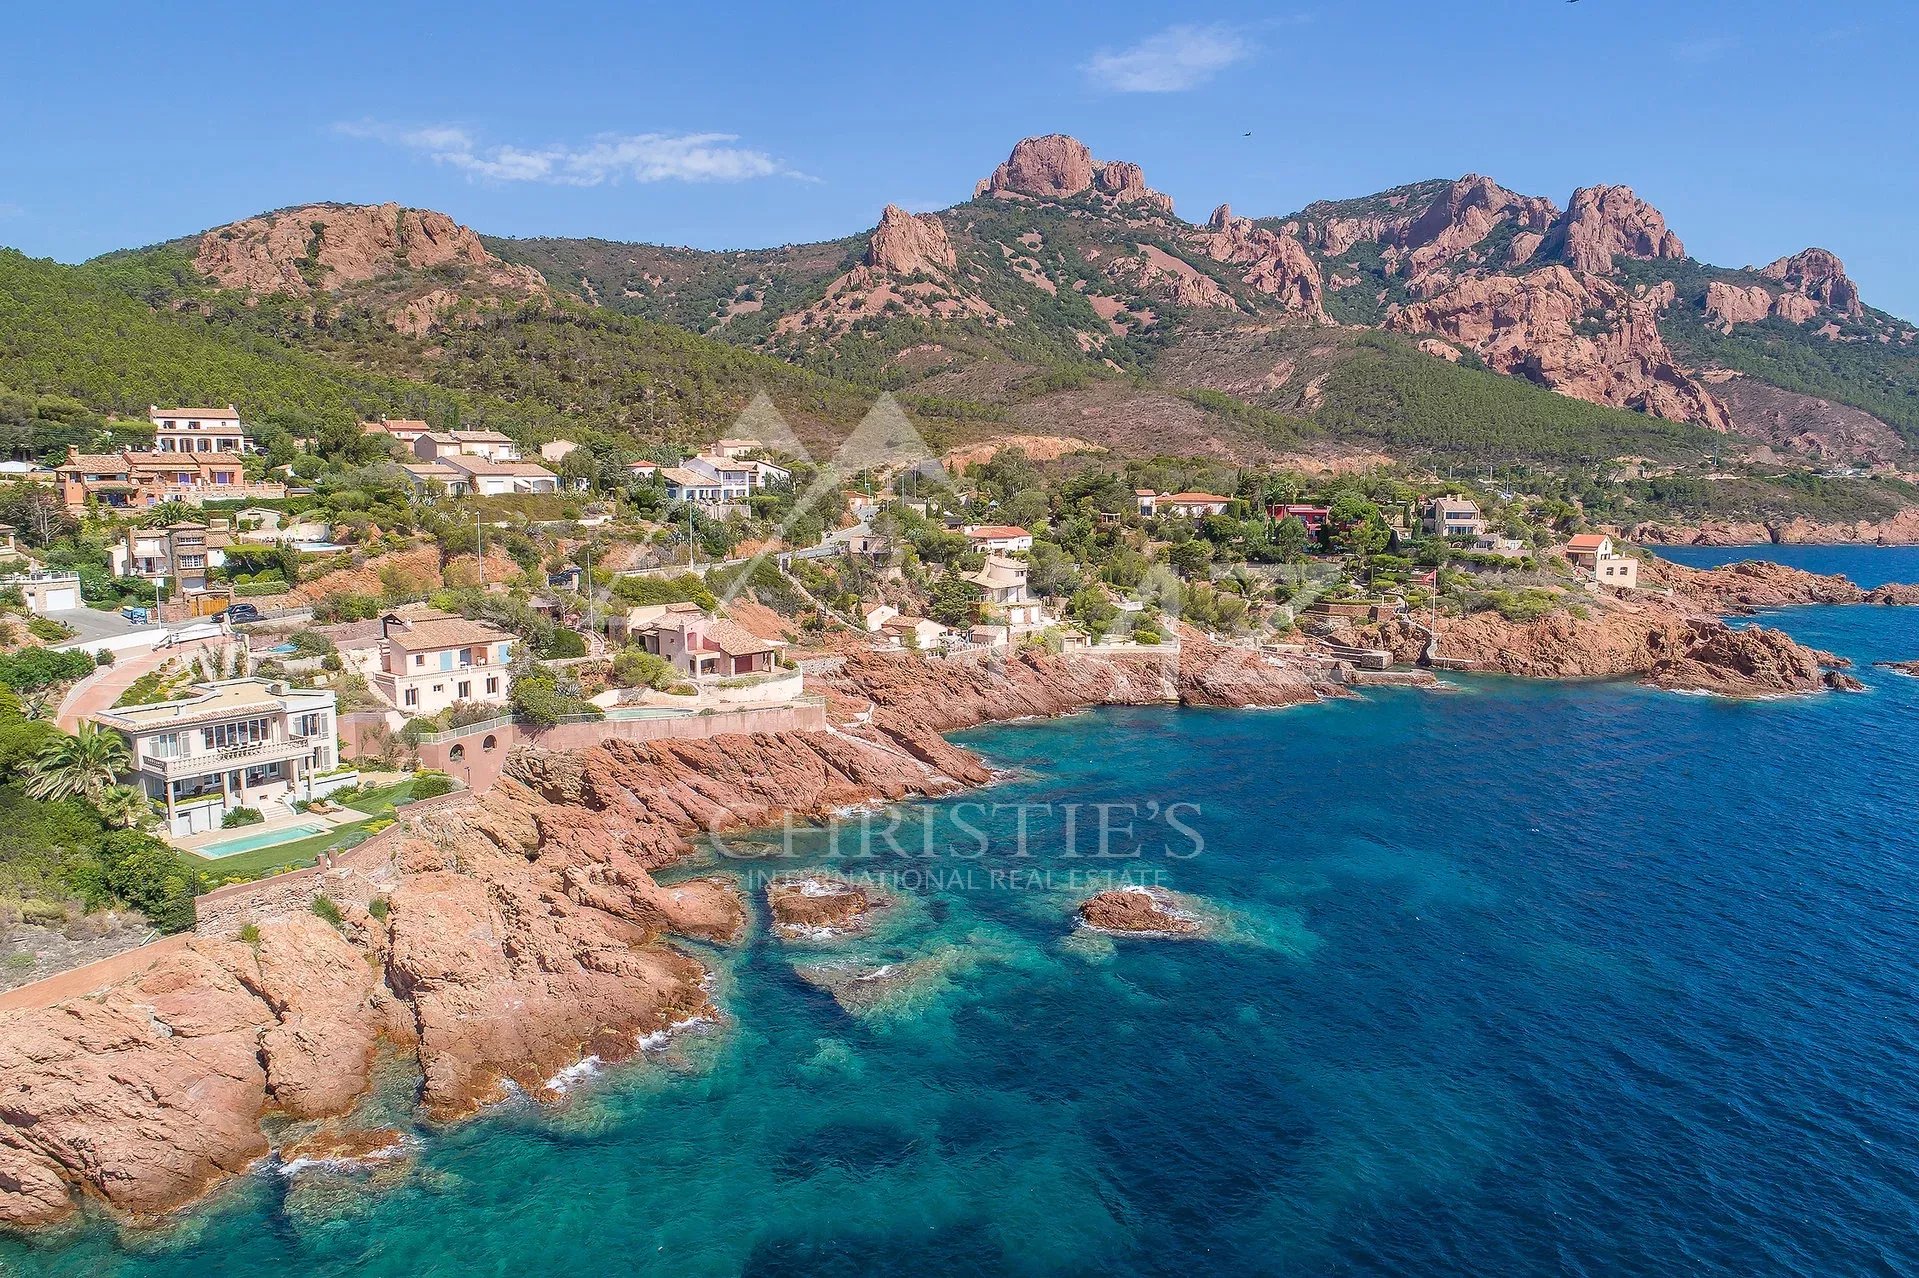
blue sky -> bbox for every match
[5,0,1918,316]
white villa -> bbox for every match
[148,405,251,455]
[94,678,345,836]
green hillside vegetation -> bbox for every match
[1595,257,1919,446]
[0,248,454,451]
[1307,333,1729,465]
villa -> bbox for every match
[371,610,517,715]
[966,553,1047,630]
[56,446,286,512]
[1421,495,1488,540]
[1565,533,1640,589]
[360,417,432,445]
[1270,503,1331,532]
[147,405,251,455]
[1153,492,1235,518]
[962,524,1033,553]
[633,609,786,679]
[92,677,344,836]
[109,522,230,595]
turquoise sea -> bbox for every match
[6,547,1919,1277]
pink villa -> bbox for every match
[635,609,787,679]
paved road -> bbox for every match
[43,606,144,650]
[57,635,228,732]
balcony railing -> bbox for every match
[142,734,316,778]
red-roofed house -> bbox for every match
[635,610,786,679]
[1565,534,1640,589]
[372,610,518,714]
[962,525,1033,553]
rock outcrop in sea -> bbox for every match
[1078,887,1204,937]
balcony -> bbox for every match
[141,734,316,779]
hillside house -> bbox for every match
[962,525,1033,553]
[1421,495,1487,539]
[372,611,517,716]
[360,417,432,445]
[634,609,786,679]
[57,447,285,512]
[965,553,1047,631]
[93,678,344,836]
[1566,534,1640,588]
[148,405,250,455]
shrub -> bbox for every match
[366,896,389,921]
[220,806,264,828]
[311,894,343,927]
[408,771,456,800]
[238,923,260,944]
[543,627,588,659]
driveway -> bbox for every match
[43,606,143,651]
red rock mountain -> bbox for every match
[1761,248,1862,317]
[866,203,956,275]
[195,202,544,298]
[1549,185,1685,274]
[1391,268,1731,430]
[975,134,1175,213]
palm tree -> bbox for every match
[26,723,132,806]
[96,783,156,830]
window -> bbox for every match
[404,688,419,707]
[457,681,471,699]
[449,744,465,762]
[485,677,499,695]
[482,735,498,752]
[432,683,444,693]
[414,653,426,668]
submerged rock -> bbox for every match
[1873,660,1919,677]
[766,876,882,940]
[1077,887,1204,937]
[278,1127,411,1174]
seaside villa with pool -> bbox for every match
[89,676,355,837]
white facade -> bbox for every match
[148,405,249,454]
[95,678,341,836]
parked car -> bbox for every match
[221,603,262,624]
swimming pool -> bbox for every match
[193,820,328,859]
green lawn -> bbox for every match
[189,780,419,884]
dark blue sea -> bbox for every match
[7,546,1919,1277]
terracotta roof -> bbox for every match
[627,459,660,470]
[62,453,127,472]
[1567,534,1610,552]
[1161,492,1233,504]
[450,429,513,443]
[703,618,785,657]
[384,616,516,652]
[663,466,718,486]
[1135,488,1157,496]
[965,525,1031,540]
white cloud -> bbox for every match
[332,120,806,185]
[1085,23,1253,93]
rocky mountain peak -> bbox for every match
[866,204,956,276]
[1394,175,1559,276]
[193,202,544,299]
[1551,185,1685,275]
[975,134,1173,213]
[1761,248,1862,316]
